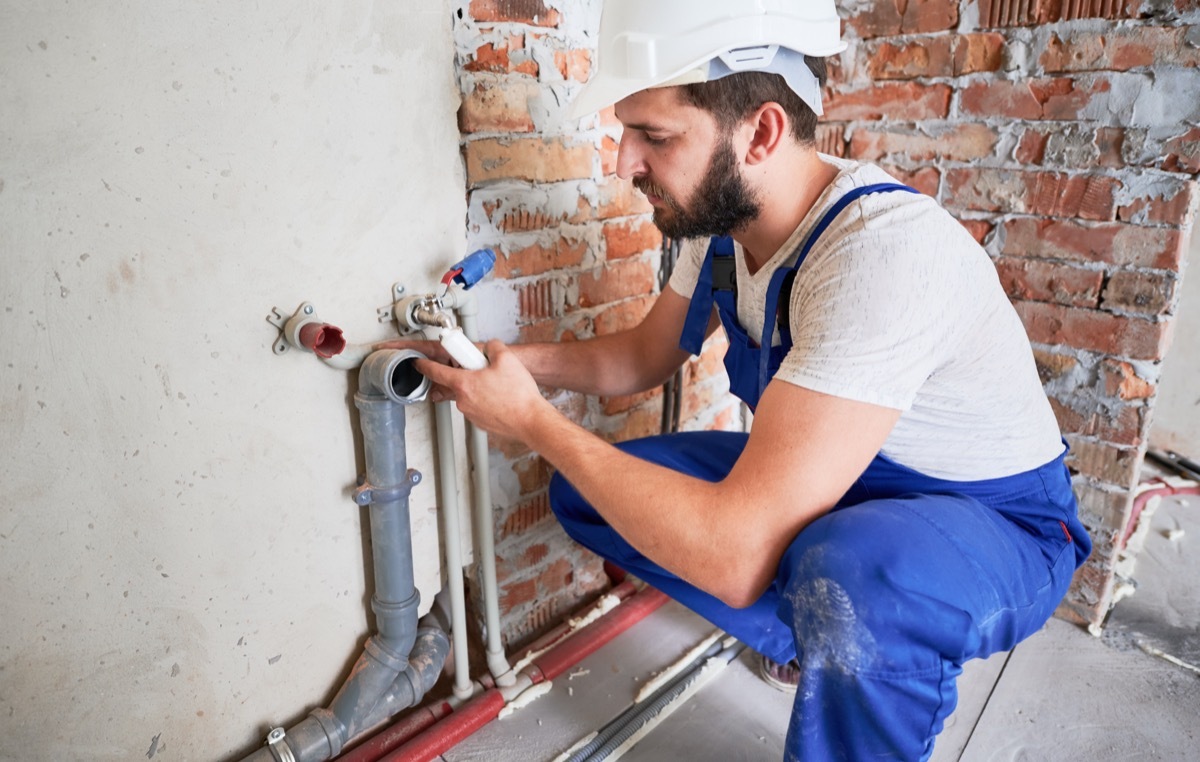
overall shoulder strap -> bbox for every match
[760,183,919,381]
[678,236,733,355]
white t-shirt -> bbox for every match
[667,156,1064,480]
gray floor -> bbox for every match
[440,494,1200,761]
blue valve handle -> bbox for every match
[445,249,496,290]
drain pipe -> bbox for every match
[241,350,449,762]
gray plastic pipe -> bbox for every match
[433,400,474,700]
[240,350,448,762]
[453,301,514,685]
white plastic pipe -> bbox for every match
[449,290,514,685]
[433,400,475,701]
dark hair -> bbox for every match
[679,55,827,145]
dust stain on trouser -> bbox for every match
[548,430,1090,762]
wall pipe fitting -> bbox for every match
[241,350,445,762]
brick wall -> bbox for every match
[452,0,741,649]
[452,0,1199,642]
[827,0,1200,626]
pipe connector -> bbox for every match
[354,470,421,507]
[358,349,430,404]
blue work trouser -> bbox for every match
[548,431,1090,761]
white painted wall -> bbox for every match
[0,2,466,759]
[1153,227,1200,457]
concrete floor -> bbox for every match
[439,494,1199,761]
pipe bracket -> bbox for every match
[354,469,422,506]
[265,727,297,762]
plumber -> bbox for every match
[404,1,1092,759]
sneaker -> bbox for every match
[758,654,800,693]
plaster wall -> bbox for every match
[0,2,466,759]
[1152,227,1200,457]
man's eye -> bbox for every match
[644,134,668,146]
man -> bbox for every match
[411,1,1091,759]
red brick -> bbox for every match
[882,165,941,197]
[466,137,595,186]
[815,124,846,157]
[1097,127,1127,168]
[1051,396,1147,446]
[1162,127,1200,174]
[465,35,538,76]
[850,124,999,163]
[594,295,654,336]
[498,493,553,541]
[601,387,663,415]
[517,277,564,320]
[496,237,588,279]
[823,82,952,121]
[500,578,537,610]
[978,0,1141,26]
[846,0,958,38]
[959,77,1110,121]
[469,0,560,27]
[1118,180,1197,226]
[1015,130,1050,164]
[954,33,1007,75]
[1040,28,1200,72]
[958,218,994,244]
[1032,348,1080,384]
[578,259,657,308]
[867,38,954,79]
[600,135,619,176]
[1013,300,1171,360]
[946,168,1119,221]
[603,218,662,260]
[680,380,719,423]
[554,48,592,82]
[576,176,654,222]
[684,338,730,385]
[994,257,1104,307]
[601,402,663,443]
[1101,359,1156,400]
[459,82,538,134]
[1101,270,1177,316]
[512,454,552,495]
[1066,437,1141,488]
[1001,218,1187,270]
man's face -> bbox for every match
[614,88,762,239]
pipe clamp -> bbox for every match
[354,469,422,506]
[265,728,296,762]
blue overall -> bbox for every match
[549,184,1091,760]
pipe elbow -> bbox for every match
[358,349,431,404]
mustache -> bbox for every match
[633,176,673,204]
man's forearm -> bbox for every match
[509,332,675,397]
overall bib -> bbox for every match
[549,184,1091,761]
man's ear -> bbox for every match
[743,101,788,166]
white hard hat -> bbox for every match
[569,0,847,120]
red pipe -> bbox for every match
[337,701,452,762]
[378,689,506,762]
[298,322,347,359]
[531,587,668,682]
[1123,483,1200,548]
[361,585,667,762]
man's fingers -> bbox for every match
[414,357,457,386]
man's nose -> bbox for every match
[615,137,645,181]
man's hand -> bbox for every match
[414,340,552,444]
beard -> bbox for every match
[633,136,762,240]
